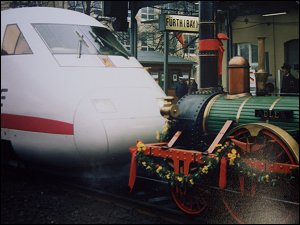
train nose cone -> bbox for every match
[73,88,165,165]
[102,114,163,154]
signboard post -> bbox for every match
[159,14,199,94]
[163,31,169,93]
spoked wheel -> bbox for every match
[168,159,210,215]
[220,123,299,224]
[170,183,209,215]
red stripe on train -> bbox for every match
[1,114,74,135]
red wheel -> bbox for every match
[170,183,209,215]
[220,123,299,224]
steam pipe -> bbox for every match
[258,37,266,72]
[255,37,269,96]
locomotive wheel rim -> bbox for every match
[229,123,299,163]
[220,123,299,224]
[170,184,208,215]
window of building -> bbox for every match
[169,70,182,88]
[92,1,103,17]
[183,34,197,55]
[68,1,84,13]
[117,31,131,51]
[284,39,299,76]
[140,33,154,51]
[150,72,159,84]
[169,36,178,54]
[1,24,33,55]
[141,7,156,21]
[163,3,180,14]
[237,43,258,70]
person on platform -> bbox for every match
[280,63,299,96]
[189,77,198,94]
[175,77,188,100]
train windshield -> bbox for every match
[33,24,129,58]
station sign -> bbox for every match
[159,14,199,33]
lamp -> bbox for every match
[262,12,287,17]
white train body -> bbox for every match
[1,7,165,168]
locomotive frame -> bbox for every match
[128,110,299,223]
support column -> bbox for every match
[163,31,169,94]
[130,2,138,58]
[226,11,233,93]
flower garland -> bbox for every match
[136,141,230,187]
[135,140,298,187]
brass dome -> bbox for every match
[227,56,250,96]
[228,56,250,67]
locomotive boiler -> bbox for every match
[168,55,299,155]
[128,2,299,223]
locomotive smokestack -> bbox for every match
[198,1,218,90]
[255,37,269,96]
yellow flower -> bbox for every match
[215,144,222,148]
[217,148,222,153]
[136,141,143,147]
[162,127,168,134]
[237,153,240,158]
[156,166,162,173]
[189,179,194,185]
[177,176,183,182]
[229,158,235,166]
[162,121,170,134]
[156,131,161,141]
[265,174,270,182]
[146,166,151,170]
[142,161,147,167]
[201,166,209,174]
[137,141,146,152]
[227,153,236,160]
[165,173,171,180]
[231,149,237,154]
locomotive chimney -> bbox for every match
[198,1,219,92]
[255,37,269,96]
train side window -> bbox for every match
[1,24,33,55]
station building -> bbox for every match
[2,1,298,95]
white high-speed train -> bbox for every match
[1,7,165,169]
